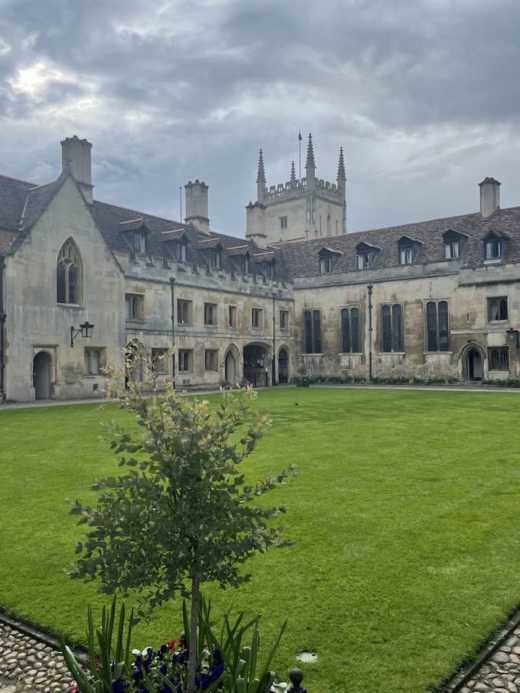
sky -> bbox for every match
[1,0,520,238]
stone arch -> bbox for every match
[243,341,272,387]
[223,343,241,387]
[458,342,487,382]
[33,350,52,400]
[57,237,83,305]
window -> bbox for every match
[177,299,192,325]
[252,308,263,329]
[489,347,509,371]
[399,246,414,265]
[304,310,322,353]
[205,249,221,269]
[228,305,237,328]
[169,240,187,262]
[258,261,274,279]
[488,297,508,322]
[444,240,460,259]
[357,253,373,270]
[132,232,147,254]
[205,349,218,371]
[151,348,168,373]
[204,303,217,326]
[426,301,450,351]
[485,237,502,260]
[341,308,361,353]
[178,349,193,372]
[381,304,403,352]
[280,216,288,229]
[84,348,105,375]
[320,256,333,274]
[57,239,82,304]
[280,310,289,330]
[125,293,144,321]
[233,256,249,274]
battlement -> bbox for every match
[263,177,341,203]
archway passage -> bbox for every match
[225,349,238,387]
[278,348,289,384]
[243,344,269,387]
[33,352,51,400]
[467,348,483,381]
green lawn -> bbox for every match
[2,388,520,692]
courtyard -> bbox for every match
[1,388,520,692]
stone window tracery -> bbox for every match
[57,239,82,304]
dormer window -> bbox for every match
[445,239,460,259]
[208,249,221,269]
[319,247,342,274]
[485,234,503,261]
[169,240,187,262]
[397,236,421,266]
[258,261,274,279]
[232,255,249,275]
[133,233,146,253]
[355,242,379,270]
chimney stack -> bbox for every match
[61,136,93,204]
[185,180,210,235]
[479,177,501,218]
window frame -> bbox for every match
[303,309,322,354]
[177,299,192,325]
[57,239,82,305]
[178,349,193,373]
[356,252,373,270]
[151,348,169,374]
[341,307,361,353]
[228,305,237,329]
[84,347,105,376]
[381,303,404,353]
[488,296,508,323]
[204,302,217,326]
[279,310,289,330]
[280,216,288,230]
[251,308,263,329]
[125,293,144,321]
[399,245,414,266]
[204,349,219,372]
[425,300,450,352]
[485,237,503,261]
[488,346,509,371]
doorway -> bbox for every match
[278,348,289,384]
[225,348,238,387]
[243,344,269,387]
[33,352,52,400]
[467,348,483,381]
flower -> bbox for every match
[111,678,130,693]
[166,640,176,650]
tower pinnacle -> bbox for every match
[337,147,346,181]
[256,149,266,183]
[290,160,296,186]
[305,134,316,170]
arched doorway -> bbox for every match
[33,352,52,400]
[224,345,239,387]
[243,344,269,387]
[467,348,483,381]
[278,348,289,384]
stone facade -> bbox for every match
[0,135,519,403]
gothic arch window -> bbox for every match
[57,239,82,304]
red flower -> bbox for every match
[167,640,176,650]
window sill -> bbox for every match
[127,318,145,324]
[424,351,453,356]
[177,323,193,327]
[84,374,107,378]
[487,321,509,326]
[380,351,405,355]
[301,353,324,356]
[339,352,363,355]
[204,323,218,328]
[484,259,503,265]
[57,302,81,309]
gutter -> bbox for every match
[0,255,5,403]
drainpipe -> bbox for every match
[170,277,176,388]
[0,256,5,403]
[367,284,373,383]
[271,293,276,386]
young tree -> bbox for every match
[69,344,295,693]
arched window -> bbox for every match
[57,239,82,304]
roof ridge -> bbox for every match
[93,198,183,225]
[0,173,41,187]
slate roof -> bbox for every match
[2,171,520,281]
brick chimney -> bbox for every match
[185,180,210,235]
[479,177,501,218]
[61,136,93,204]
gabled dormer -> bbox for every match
[355,241,380,270]
[484,229,507,263]
[162,229,189,262]
[197,237,223,269]
[228,245,251,275]
[120,218,149,254]
[442,229,468,260]
[254,251,275,279]
[318,246,343,274]
[397,235,422,265]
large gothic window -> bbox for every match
[57,239,82,304]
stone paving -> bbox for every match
[0,622,74,693]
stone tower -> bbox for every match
[246,135,347,246]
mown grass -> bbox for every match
[1,388,520,692]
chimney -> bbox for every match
[245,201,267,248]
[61,136,93,204]
[185,180,210,235]
[479,177,501,218]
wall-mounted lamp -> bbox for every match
[70,321,95,347]
[506,327,519,347]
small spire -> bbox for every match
[337,147,346,181]
[305,134,316,170]
[256,149,266,183]
[290,160,296,183]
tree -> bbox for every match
[69,344,295,693]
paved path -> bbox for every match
[458,628,520,692]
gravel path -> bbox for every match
[0,622,74,693]
[459,629,520,693]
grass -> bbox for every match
[2,388,520,692]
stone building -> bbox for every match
[0,134,519,403]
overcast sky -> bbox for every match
[1,0,520,237]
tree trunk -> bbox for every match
[187,576,200,693]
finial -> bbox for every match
[290,160,296,184]
[256,149,266,183]
[337,146,346,181]
[305,134,316,170]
